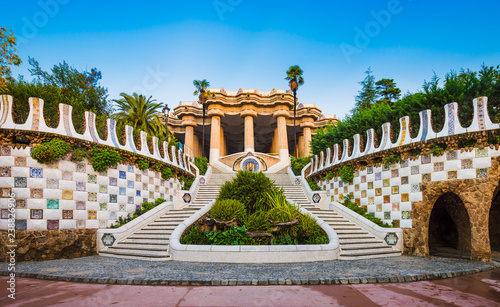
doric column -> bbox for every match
[182,116,197,157]
[298,134,304,158]
[241,109,257,152]
[271,125,278,154]
[193,133,201,157]
[220,125,227,157]
[273,109,289,162]
[300,121,314,158]
[208,108,225,163]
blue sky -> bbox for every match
[4,0,500,119]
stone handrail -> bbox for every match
[169,200,340,263]
[307,97,498,177]
[0,95,193,176]
[96,201,175,252]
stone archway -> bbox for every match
[489,184,500,260]
[428,192,471,258]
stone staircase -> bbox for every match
[266,172,401,260]
[100,175,225,261]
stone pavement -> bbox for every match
[0,255,499,286]
[1,269,500,306]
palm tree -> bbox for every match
[285,65,304,158]
[193,79,210,157]
[112,92,165,140]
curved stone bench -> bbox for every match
[169,200,340,263]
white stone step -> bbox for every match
[121,238,170,244]
[112,244,169,251]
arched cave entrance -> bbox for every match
[490,185,500,261]
[428,192,471,259]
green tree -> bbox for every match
[354,67,377,112]
[1,58,111,136]
[285,65,304,157]
[112,92,165,141]
[193,79,211,157]
[375,78,401,104]
[0,28,21,86]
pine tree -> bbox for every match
[354,67,377,112]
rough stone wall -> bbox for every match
[0,229,97,262]
[406,156,500,261]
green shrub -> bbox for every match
[89,148,122,172]
[243,211,272,231]
[325,171,334,180]
[218,171,277,213]
[291,156,311,175]
[299,213,322,236]
[338,165,354,183]
[136,159,149,170]
[460,139,477,147]
[429,144,445,156]
[304,234,329,244]
[265,189,301,223]
[411,148,422,156]
[155,198,166,206]
[194,156,208,175]
[488,135,500,145]
[31,139,70,164]
[180,226,209,245]
[384,154,400,167]
[161,167,173,179]
[70,147,87,162]
[142,202,155,212]
[307,179,321,191]
[271,235,297,245]
[180,176,194,190]
[206,225,251,245]
[210,199,247,221]
[341,196,392,228]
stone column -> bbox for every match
[298,134,304,158]
[273,110,289,162]
[303,126,312,157]
[241,109,257,153]
[182,116,197,157]
[271,125,278,154]
[208,109,225,163]
[193,134,201,157]
[220,125,227,157]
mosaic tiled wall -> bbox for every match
[0,146,180,231]
[321,147,499,228]
[308,97,498,175]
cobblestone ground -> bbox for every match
[1,256,499,286]
[1,269,500,306]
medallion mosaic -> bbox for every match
[421,155,431,164]
[109,177,117,186]
[31,188,43,198]
[422,173,431,183]
[1,188,11,198]
[401,176,409,185]
[16,199,26,208]
[119,171,126,179]
[31,209,43,219]
[383,179,390,187]
[0,167,11,177]
[446,150,457,160]
[402,211,410,219]
[47,179,59,189]
[367,167,373,174]
[76,201,86,210]
[63,210,73,219]
[434,162,444,172]
[0,145,11,156]
[29,167,43,178]
[391,169,399,178]
[14,156,26,167]
[119,187,126,195]
[476,148,488,158]
[411,184,420,192]
[62,190,73,200]
[76,163,86,173]
[375,172,381,180]
[477,168,488,178]
[100,203,107,211]
[47,199,59,209]
[411,166,419,175]
[401,193,409,202]
[88,210,97,219]
[88,192,97,202]
[110,194,117,203]
[76,182,86,191]
[1,209,9,219]
[461,159,473,169]
[447,170,458,180]
[99,185,107,193]
[128,197,134,204]
[14,177,27,188]
[383,195,390,203]
[128,180,134,188]
[392,186,399,194]
[62,171,72,180]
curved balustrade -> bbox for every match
[0,95,193,175]
[307,97,500,177]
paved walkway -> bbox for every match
[0,256,499,286]
[1,269,500,306]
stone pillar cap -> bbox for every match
[273,110,289,119]
[207,109,225,118]
[240,109,257,118]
